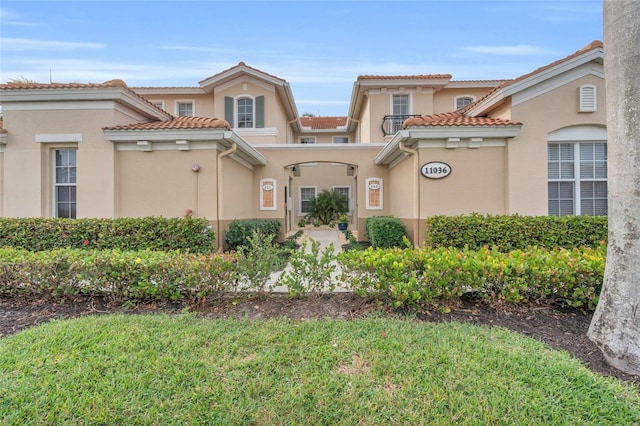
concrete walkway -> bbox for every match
[269,230,347,293]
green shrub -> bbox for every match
[306,190,348,225]
[0,217,215,253]
[424,214,607,251]
[224,219,281,251]
[338,244,605,310]
[0,247,235,303]
[364,216,408,248]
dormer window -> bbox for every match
[224,95,265,129]
[579,85,597,112]
[455,96,475,110]
[237,97,254,128]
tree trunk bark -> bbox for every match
[587,0,640,376]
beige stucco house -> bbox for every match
[0,41,607,249]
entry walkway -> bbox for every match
[269,230,348,293]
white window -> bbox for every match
[54,149,77,218]
[365,177,383,210]
[237,97,254,128]
[333,136,349,144]
[300,137,316,144]
[548,142,607,216]
[391,94,410,134]
[150,100,165,111]
[299,187,316,215]
[176,101,194,116]
[455,96,475,110]
[579,85,597,112]
[332,186,351,212]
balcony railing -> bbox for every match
[381,114,421,136]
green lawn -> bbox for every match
[1,315,639,425]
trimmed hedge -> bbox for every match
[0,217,215,253]
[364,216,409,249]
[424,214,607,251]
[338,244,605,310]
[0,248,234,303]
[224,219,281,251]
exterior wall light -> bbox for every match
[192,164,201,172]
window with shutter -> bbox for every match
[579,85,597,112]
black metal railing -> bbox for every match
[381,114,421,136]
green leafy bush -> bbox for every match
[0,217,215,253]
[233,230,287,292]
[424,214,607,251]
[364,216,408,248]
[277,238,337,297]
[224,219,281,251]
[306,190,348,225]
[338,243,605,310]
[0,247,235,303]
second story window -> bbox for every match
[455,96,475,110]
[176,101,194,116]
[237,97,254,128]
[333,137,349,144]
[300,137,316,144]
[391,94,410,134]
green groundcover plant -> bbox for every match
[1,316,638,425]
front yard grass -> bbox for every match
[1,315,639,425]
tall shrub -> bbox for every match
[224,219,281,251]
[364,216,408,249]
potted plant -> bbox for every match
[337,214,349,231]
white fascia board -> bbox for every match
[468,48,603,116]
[224,131,268,166]
[406,126,521,140]
[104,128,228,142]
[2,101,115,111]
[374,130,410,165]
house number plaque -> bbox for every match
[420,162,451,179]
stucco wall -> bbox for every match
[117,149,218,219]
[507,74,607,215]
[2,107,118,218]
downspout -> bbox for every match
[398,141,420,246]
[216,142,237,251]
[286,118,297,144]
[348,117,361,143]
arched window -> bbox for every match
[455,96,475,110]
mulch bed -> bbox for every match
[1,293,638,386]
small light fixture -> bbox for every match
[192,164,201,172]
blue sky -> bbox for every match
[1,0,603,116]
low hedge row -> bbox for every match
[364,216,409,248]
[424,214,607,251]
[224,219,281,251]
[0,248,234,303]
[338,244,605,310]
[0,217,215,253]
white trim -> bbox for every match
[36,133,83,143]
[365,177,383,210]
[2,101,115,111]
[548,125,607,142]
[390,93,412,115]
[234,94,255,129]
[299,186,317,215]
[260,178,277,211]
[175,99,195,116]
[52,148,77,219]
[233,127,278,137]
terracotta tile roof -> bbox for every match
[300,116,347,129]
[103,116,230,131]
[460,40,604,115]
[403,112,521,128]
[358,74,452,81]
[0,80,130,90]
[200,61,286,85]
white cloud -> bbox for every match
[0,8,38,26]
[0,38,105,51]
[462,45,559,56]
